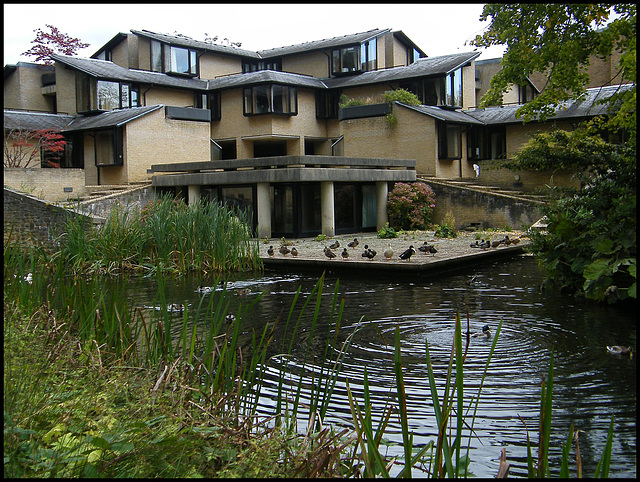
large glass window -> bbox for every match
[331,45,361,75]
[361,38,377,71]
[151,40,162,72]
[95,128,123,166]
[168,46,197,75]
[243,84,297,115]
[446,68,463,107]
[438,122,462,159]
[316,90,340,118]
[97,81,120,111]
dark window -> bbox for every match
[446,68,463,108]
[407,47,422,64]
[316,90,340,118]
[438,122,462,159]
[95,128,123,166]
[150,40,197,75]
[242,57,282,73]
[243,84,297,115]
[253,141,287,157]
[331,45,361,76]
[399,77,445,106]
[151,40,162,72]
[77,75,139,113]
[466,125,506,160]
[518,83,536,104]
[360,38,377,71]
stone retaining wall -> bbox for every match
[4,187,104,250]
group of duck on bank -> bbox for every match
[266,233,523,263]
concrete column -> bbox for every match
[256,182,271,239]
[320,181,335,236]
[376,181,389,230]
[187,185,200,205]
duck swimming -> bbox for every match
[607,345,633,356]
[471,325,491,338]
[196,285,214,294]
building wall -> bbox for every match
[3,64,55,113]
[54,62,79,115]
[282,51,330,79]
[384,34,408,68]
[505,119,577,159]
[144,87,195,107]
[124,108,210,181]
[211,87,328,158]
[462,62,477,109]
[3,167,87,201]
[199,52,242,79]
[137,36,152,71]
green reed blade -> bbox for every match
[594,415,614,478]
[560,423,574,477]
[394,326,412,478]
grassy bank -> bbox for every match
[3,298,356,477]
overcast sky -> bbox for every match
[3,3,506,66]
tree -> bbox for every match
[21,24,89,65]
[472,4,636,303]
[4,129,66,168]
[472,4,636,143]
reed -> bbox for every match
[59,194,262,276]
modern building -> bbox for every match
[4,27,630,237]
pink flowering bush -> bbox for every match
[387,182,436,230]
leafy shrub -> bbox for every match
[377,223,397,239]
[383,89,421,106]
[434,211,458,238]
[387,182,436,231]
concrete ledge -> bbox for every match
[262,244,529,278]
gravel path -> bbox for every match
[259,229,530,265]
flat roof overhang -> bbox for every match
[152,167,416,187]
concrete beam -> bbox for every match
[256,182,271,239]
[320,181,335,236]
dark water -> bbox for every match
[110,254,636,478]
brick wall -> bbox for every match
[3,168,87,201]
[3,187,104,250]
[426,181,544,231]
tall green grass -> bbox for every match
[57,194,262,276]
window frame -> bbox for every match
[243,84,298,116]
[94,127,124,167]
[331,44,362,76]
[438,121,462,160]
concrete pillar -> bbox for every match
[187,185,200,205]
[320,181,335,236]
[256,182,271,239]
[376,181,389,230]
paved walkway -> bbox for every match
[260,230,531,276]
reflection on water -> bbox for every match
[108,254,636,478]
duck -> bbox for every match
[324,247,336,260]
[290,247,298,257]
[606,345,633,355]
[511,237,521,245]
[196,285,214,294]
[279,245,291,256]
[224,313,237,324]
[470,240,481,248]
[425,244,438,256]
[491,239,502,248]
[168,303,184,312]
[471,325,491,338]
[347,238,359,250]
[235,288,251,297]
[267,245,275,257]
[384,243,394,260]
[329,240,340,250]
[399,245,416,261]
[341,247,349,260]
[503,235,512,246]
[480,239,491,249]
[361,245,376,260]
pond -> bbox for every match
[107,254,636,478]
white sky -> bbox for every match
[3,3,506,66]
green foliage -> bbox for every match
[315,233,328,242]
[377,222,397,239]
[472,3,636,142]
[387,182,437,230]
[385,112,398,128]
[529,148,636,302]
[58,194,261,276]
[434,211,458,238]
[383,88,422,106]
[338,94,366,108]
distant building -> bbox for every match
[4,28,629,237]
